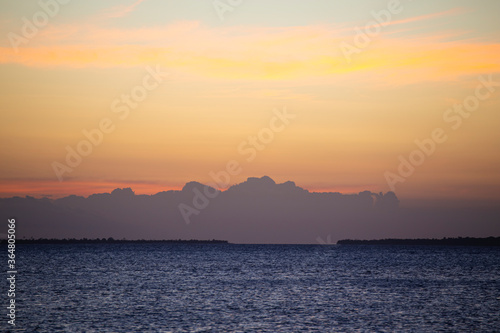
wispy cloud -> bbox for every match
[0,178,180,198]
[104,0,146,19]
[372,8,466,30]
[0,8,498,84]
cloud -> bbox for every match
[103,0,147,19]
[0,8,498,84]
[0,178,180,199]
[371,8,467,29]
[0,176,402,242]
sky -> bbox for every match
[0,0,499,205]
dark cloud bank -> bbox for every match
[1,176,499,243]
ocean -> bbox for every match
[4,244,500,332]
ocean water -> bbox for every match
[4,244,500,332]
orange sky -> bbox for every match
[1,0,499,203]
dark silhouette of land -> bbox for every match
[0,238,229,245]
[337,237,500,246]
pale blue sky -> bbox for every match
[1,0,499,38]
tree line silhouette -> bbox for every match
[0,238,229,244]
[337,237,500,246]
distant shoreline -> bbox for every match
[0,238,229,245]
[2,237,500,246]
[337,237,500,246]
